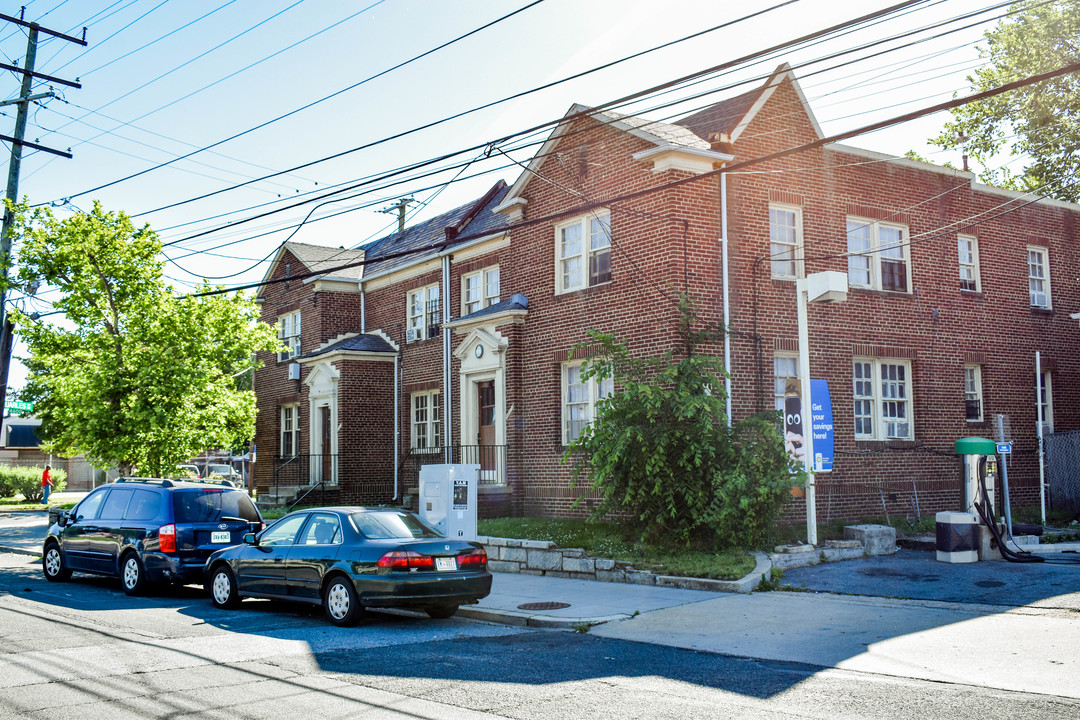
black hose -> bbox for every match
[975,456,1043,563]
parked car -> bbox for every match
[205,507,492,626]
[176,464,201,478]
[42,477,263,595]
[205,463,242,482]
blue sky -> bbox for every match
[0,0,1016,390]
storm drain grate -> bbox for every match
[517,601,571,611]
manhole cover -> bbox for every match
[517,601,571,611]
[974,580,1005,588]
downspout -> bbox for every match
[393,352,400,500]
[360,288,366,333]
[442,255,453,462]
[721,170,732,427]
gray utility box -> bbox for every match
[418,464,479,541]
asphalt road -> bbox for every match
[2,552,1078,719]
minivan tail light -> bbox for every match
[159,524,176,554]
[458,548,487,567]
[376,550,434,569]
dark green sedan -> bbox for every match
[204,507,491,626]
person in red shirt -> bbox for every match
[41,465,52,505]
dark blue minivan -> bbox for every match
[42,477,263,595]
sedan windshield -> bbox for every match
[351,511,441,539]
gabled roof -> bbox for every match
[458,292,529,322]
[362,181,510,278]
[258,241,366,299]
[676,63,824,143]
[299,332,395,360]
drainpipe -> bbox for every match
[442,255,453,462]
[393,352,400,500]
[720,170,732,427]
[360,288,366,334]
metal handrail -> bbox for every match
[288,480,325,512]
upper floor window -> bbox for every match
[411,391,442,450]
[556,212,611,294]
[964,364,982,422]
[847,218,910,293]
[769,205,803,280]
[407,284,440,342]
[278,311,301,361]
[463,267,500,315]
[853,358,913,441]
[1028,246,1051,308]
[958,235,980,292]
[281,404,300,457]
[562,362,613,444]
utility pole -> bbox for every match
[380,197,414,233]
[0,12,86,413]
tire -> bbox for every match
[42,544,71,582]
[120,552,148,596]
[209,564,240,609]
[424,604,458,619]
[322,576,362,627]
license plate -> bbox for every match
[211,531,231,544]
[435,557,457,572]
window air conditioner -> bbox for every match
[288,363,301,380]
[886,421,909,439]
[406,328,420,343]
[1032,292,1048,307]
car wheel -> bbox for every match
[209,565,240,609]
[323,576,362,627]
[120,552,148,596]
[424,604,458,619]
[42,544,71,582]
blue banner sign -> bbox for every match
[810,379,834,472]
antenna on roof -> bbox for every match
[380,197,415,233]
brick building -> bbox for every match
[254,64,1078,523]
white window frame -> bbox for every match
[280,404,300,457]
[773,353,799,413]
[407,284,440,341]
[555,211,612,294]
[462,266,500,316]
[410,391,442,451]
[1037,371,1053,434]
[561,362,613,444]
[958,234,980,292]
[964,364,983,423]
[1028,246,1051,309]
[278,311,301,362]
[846,217,911,293]
[852,358,913,441]
[769,205,803,280]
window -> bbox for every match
[300,513,341,545]
[1028,246,1051,308]
[1037,371,1053,433]
[281,404,300,457]
[773,354,799,413]
[278,311,301,361]
[260,514,306,547]
[769,206,803,279]
[411,391,442,450]
[100,488,133,520]
[407,284,440,341]
[846,218,910,292]
[562,362,613,444]
[463,267,500,315]
[958,235,980,292]
[964,365,982,422]
[556,212,611,294]
[853,358,913,440]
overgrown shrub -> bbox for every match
[0,466,67,501]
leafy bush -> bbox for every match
[0,466,67,502]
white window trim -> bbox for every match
[407,284,441,342]
[1038,371,1053,434]
[852,358,914,441]
[561,361,613,445]
[769,204,804,280]
[964,364,983,423]
[462,266,500,316]
[280,403,300,457]
[773,353,799,413]
[554,211,612,295]
[846,217,912,293]
[277,311,301,362]
[1027,245,1052,309]
[410,390,442,451]
[958,234,980,292]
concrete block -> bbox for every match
[562,556,595,573]
[546,571,571,578]
[845,524,897,556]
[624,570,656,586]
[521,539,557,550]
[527,549,562,571]
[595,558,615,571]
[560,548,586,559]
[595,569,626,583]
[501,546,528,563]
[487,560,521,574]
[520,569,545,576]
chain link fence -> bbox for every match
[1044,430,1080,514]
[0,455,117,491]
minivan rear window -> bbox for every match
[172,490,260,523]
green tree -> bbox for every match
[7,201,280,476]
[933,1,1080,201]
[563,301,801,549]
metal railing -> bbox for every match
[402,445,507,487]
[271,453,338,506]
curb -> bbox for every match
[0,544,39,557]
[458,606,631,629]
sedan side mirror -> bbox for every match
[55,510,67,527]
[243,532,257,545]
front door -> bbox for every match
[477,380,495,473]
[320,405,332,484]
